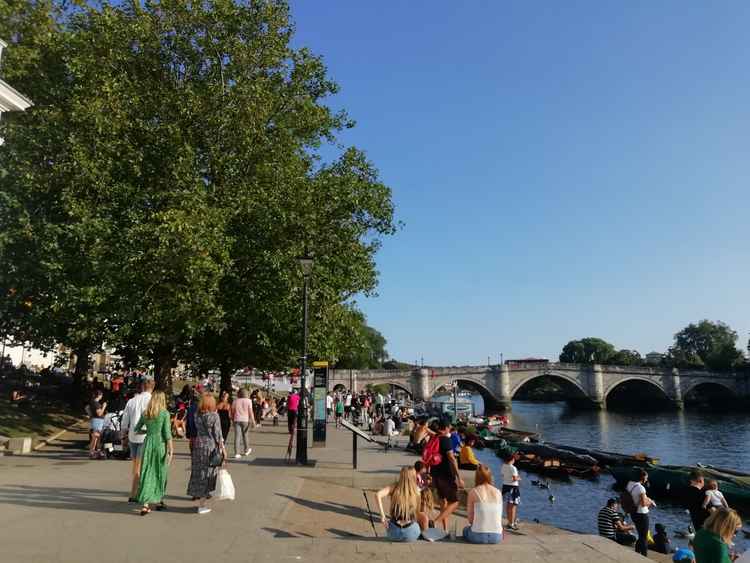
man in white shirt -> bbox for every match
[625,469,656,557]
[121,377,154,502]
[325,393,333,422]
[375,392,384,416]
[344,392,352,420]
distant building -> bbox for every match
[645,352,665,365]
[0,39,33,139]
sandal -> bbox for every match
[140,506,151,516]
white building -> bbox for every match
[0,39,33,137]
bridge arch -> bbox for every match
[682,380,737,399]
[432,378,496,409]
[383,382,413,399]
[510,371,588,400]
[682,381,738,409]
[605,377,672,410]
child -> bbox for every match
[702,480,729,511]
[652,523,672,554]
[501,452,521,530]
[414,461,434,518]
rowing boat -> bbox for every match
[609,463,750,510]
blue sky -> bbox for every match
[290,1,750,365]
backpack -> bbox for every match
[620,482,638,514]
[421,434,442,468]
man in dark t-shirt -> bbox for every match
[684,470,709,530]
[430,420,464,532]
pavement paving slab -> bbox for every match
[0,419,653,562]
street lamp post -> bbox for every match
[452,380,458,424]
[295,253,314,465]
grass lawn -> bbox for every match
[0,397,82,440]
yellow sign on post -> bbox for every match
[312,361,329,368]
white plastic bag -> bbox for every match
[215,469,235,501]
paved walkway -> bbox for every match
[0,418,654,562]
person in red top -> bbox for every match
[287,390,300,435]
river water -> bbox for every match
[434,395,750,552]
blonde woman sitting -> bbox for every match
[464,464,503,544]
[376,466,429,542]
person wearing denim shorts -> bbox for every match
[463,465,503,544]
[376,466,429,542]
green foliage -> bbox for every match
[559,337,616,365]
[335,309,388,369]
[611,349,643,366]
[364,383,391,396]
[0,0,396,388]
[667,320,743,371]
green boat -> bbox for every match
[610,463,750,511]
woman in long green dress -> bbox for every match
[135,391,174,516]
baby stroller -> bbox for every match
[100,410,128,460]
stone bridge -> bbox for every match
[328,363,750,410]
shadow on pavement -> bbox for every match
[248,457,294,467]
[0,484,133,514]
[261,527,315,538]
[0,484,202,516]
[275,493,370,522]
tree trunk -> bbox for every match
[220,362,233,396]
[71,346,90,407]
[153,345,175,393]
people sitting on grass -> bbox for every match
[597,497,636,546]
[376,466,429,542]
[459,435,480,470]
[463,464,503,544]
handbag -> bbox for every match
[199,414,224,467]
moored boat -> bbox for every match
[609,463,750,510]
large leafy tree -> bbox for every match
[559,337,617,365]
[1,0,396,391]
[667,320,743,371]
[334,310,388,370]
[610,349,643,366]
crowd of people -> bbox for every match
[81,376,748,557]
[82,373,289,516]
[595,468,744,562]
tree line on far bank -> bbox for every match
[0,1,396,397]
[560,320,748,372]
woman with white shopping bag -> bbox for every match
[187,393,228,514]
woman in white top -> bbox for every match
[463,464,503,544]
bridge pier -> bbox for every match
[497,364,512,411]
[667,368,684,410]
[411,368,431,402]
[588,365,605,410]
